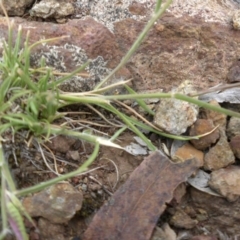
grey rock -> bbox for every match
[0,0,34,16]
[153,81,199,135]
[22,182,83,224]
[227,117,240,138]
[30,0,74,20]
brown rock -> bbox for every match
[0,17,131,92]
[190,187,240,236]
[128,2,148,16]
[47,135,77,153]
[204,130,235,171]
[22,182,83,224]
[190,119,220,150]
[172,142,204,167]
[170,208,198,229]
[114,12,240,92]
[0,0,34,16]
[208,166,240,202]
[201,100,227,128]
[172,183,187,204]
[230,135,240,159]
[38,218,65,240]
[227,117,240,139]
[151,224,176,240]
[226,60,240,83]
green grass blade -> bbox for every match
[124,84,155,115]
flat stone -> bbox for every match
[229,135,240,159]
[204,129,235,171]
[171,142,204,167]
[208,166,240,202]
[189,119,220,150]
[115,11,240,92]
[22,182,83,224]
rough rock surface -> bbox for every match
[204,129,235,170]
[115,13,240,92]
[22,182,83,224]
[201,100,227,128]
[227,60,240,82]
[169,207,198,229]
[189,119,220,150]
[230,135,240,158]
[29,0,74,20]
[0,1,240,93]
[189,187,240,236]
[153,81,199,135]
[227,116,240,138]
[37,218,65,240]
[208,166,240,202]
[171,142,204,167]
[0,0,34,16]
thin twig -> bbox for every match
[189,82,240,97]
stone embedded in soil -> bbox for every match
[66,150,80,161]
[227,60,240,83]
[189,119,220,150]
[171,142,204,167]
[172,183,187,204]
[190,187,240,236]
[227,117,240,139]
[169,208,198,229]
[47,135,78,153]
[230,135,240,159]
[0,0,34,16]
[22,182,83,224]
[151,224,176,240]
[201,100,227,128]
[232,10,240,30]
[204,129,235,171]
[37,218,65,240]
[208,166,240,202]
